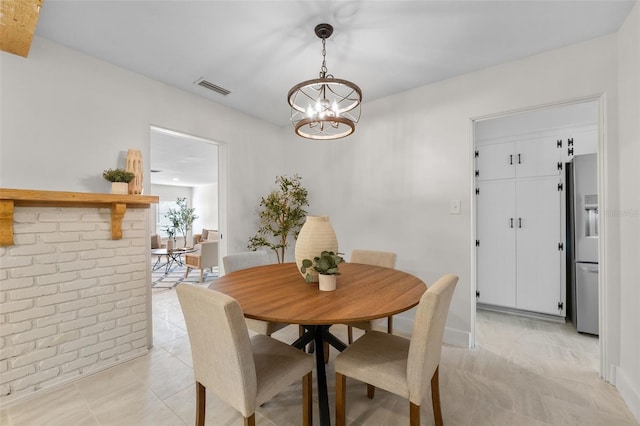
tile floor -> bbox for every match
[1,285,637,426]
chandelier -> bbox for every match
[287,23,362,140]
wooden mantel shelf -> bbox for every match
[0,188,159,246]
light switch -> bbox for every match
[450,199,461,214]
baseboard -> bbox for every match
[391,315,471,348]
[616,366,640,423]
[478,303,566,323]
[0,349,149,407]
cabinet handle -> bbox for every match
[518,153,522,164]
[509,154,513,165]
[510,218,514,228]
[518,218,522,228]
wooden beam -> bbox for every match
[0,0,45,58]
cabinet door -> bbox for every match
[515,137,561,178]
[476,142,515,181]
[515,177,563,315]
[477,180,516,308]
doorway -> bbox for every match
[471,98,603,376]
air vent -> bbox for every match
[150,169,162,173]
[195,78,231,96]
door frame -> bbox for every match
[469,95,607,379]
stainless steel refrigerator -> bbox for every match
[567,153,599,335]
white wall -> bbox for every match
[192,183,218,234]
[615,1,640,420]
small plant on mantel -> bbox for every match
[102,168,135,183]
[300,251,345,283]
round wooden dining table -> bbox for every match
[209,262,426,426]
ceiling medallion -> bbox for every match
[287,23,362,140]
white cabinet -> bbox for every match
[476,137,565,317]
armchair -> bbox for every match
[185,241,219,283]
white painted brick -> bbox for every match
[95,257,129,268]
[78,303,114,318]
[38,291,78,307]
[38,351,78,370]
[0,321,32,338]
[9,306,56,322]
[59,317,97,333]
[0,341,35,361]
[38,212,82,222]
[131,337,147,349]
[39,233,81,244]
[9,264,57,279]
[13,234,36,245]
[81,212,110,223]
[59,222,97,232]
[97,274,129,286]
[11,347,57,368]
[80,320,115,337]
[0,269,6,280]
[38,330,80,349]
[131,238,146,247]
[58,298,97,313]
[98,308,130,322]
[131,322,146,332]
[115,264,143,274]
[0,383,9,396]
[80,341,114,357]
[99,326,131,341]
[116,330,146,345]
[115,247,145,257]
[60,335,98,354]
[61,354,98,374]
[124,229,146,239]
[130,287,146,298]
[81,230,112,241]
[36,271,78,286]
[12,325,57,345]
[0,291,4,303]
[9,284,57,301]
[59,278,98,293]
[99,343,132,360]
[34,252,77,264]
[116,296,145,309]
[13,222,57,235]
[13,367,59,391]
[78,248,116,260]
[96,239,130,249]
[117,313,146,327]
[58,260,97,273]
[79,286,114,298]
[131,270,146,281]
[58,241,97,252]
[13,211,36,223]
[0,256,32,268]
[36,311,76,327]
[0,359,6,373]
[131,304,146,314]
[98,291,131,304]
[0,365,35,384]
[79,267,116,279]
[0,299,34,314]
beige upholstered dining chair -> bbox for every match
[221,251,289,336]
[346,249,398,343]
[176,284,314,426]
[184,241,219,283]
[334,274,458,426]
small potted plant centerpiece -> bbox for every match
[300,251,345,291]
[103,168,136,195]
[163,225,177,251]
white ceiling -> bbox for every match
[33,0,636,186]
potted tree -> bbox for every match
[248,174,309,263]
[165,198,198,248]
[300,251,345,291]
[103,168,135,194]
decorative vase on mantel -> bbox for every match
[126,149,143,195]
[295,216,338,282]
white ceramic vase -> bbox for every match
[295,216,338,282]
[111,182,128,194]
[318,274,337,291]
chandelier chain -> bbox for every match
[320,38,328,78]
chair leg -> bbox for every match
[409,402,421,426]
[184,267,190,278]
[431,365,443,426]
[367,384,375,399]
[387,315,393,334]
[199,268,204,283]
[347,325,353,344]
[302,372,313,426]
[196,381,206,426]
[244,414,255,426]
[336,373,346,426]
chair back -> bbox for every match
[199,241,219,268]
[176,284,257,416]
[150,234,162,249]
[350,249,397,269]
[406,274,458,404]
[223,251,270,273]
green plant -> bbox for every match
[102,168,135,183]
[248,174,309,263]
[163,225,176,240]
[300,251,345,283]
[165,198,198,247]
